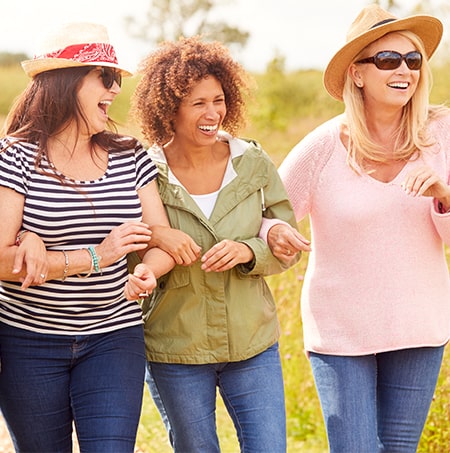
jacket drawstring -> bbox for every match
[260,187,266,212]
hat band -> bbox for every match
[35,42,118,65]
[370,18,396,29]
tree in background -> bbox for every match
[124,0,249,49]
[0,52,28,66]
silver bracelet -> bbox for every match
[61,250,69,281]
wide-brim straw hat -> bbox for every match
[323,4,443,101]
[22,22,132,78]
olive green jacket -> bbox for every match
[133,135,299,364]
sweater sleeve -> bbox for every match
[258,118,339,243]
[278,117,339,222]
[428,112,450,245]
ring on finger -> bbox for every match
[139,290,149,298]
[40,273,46,279]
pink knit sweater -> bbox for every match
[276,114,450,355]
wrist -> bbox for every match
[15,229,29,246]
[77,246,102,278]
[147,225,165,247]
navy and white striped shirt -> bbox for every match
[0,137,157,335]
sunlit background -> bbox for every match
[1,0,448,73]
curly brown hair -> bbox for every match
[130,36,254,146]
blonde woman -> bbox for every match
[264,5,450,452]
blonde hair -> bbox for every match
[342,30,443,173]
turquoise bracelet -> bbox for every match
[88,246,102,273]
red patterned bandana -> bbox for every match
[35,42,118,64]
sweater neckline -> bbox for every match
[334,117,410,186]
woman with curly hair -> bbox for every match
[129,36,299,452]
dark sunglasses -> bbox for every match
[100,67,122,89]
[356,50,422,71]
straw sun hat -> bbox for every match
[323,4,443,101]
[21,22,132,78]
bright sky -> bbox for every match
[1,0,447,73]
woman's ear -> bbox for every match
[349,64,364,88]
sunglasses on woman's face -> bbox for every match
[356,50,422,71]
[100,67,122,89]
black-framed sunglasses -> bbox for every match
[100,67,122,89]
[356,50,422,71]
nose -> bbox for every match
[205,102,220,118]
[109,81,121,94]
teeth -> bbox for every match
[99,100,112,106]
[199,125,217,131]
[388,82,409,89]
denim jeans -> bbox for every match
[147,342,286,453]
[309,346,445,453]
[0,322,146,453]
[145,364,173,444]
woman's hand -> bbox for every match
[13,231,49,290]
[267,224,311,263]
[95,221,152,268]
[124,262,157,301]
[201,239,253,272]
[402,166,450,209]
[149,225,201,266]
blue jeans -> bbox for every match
[0,322,146,453]
[309,346,445,453]
[147,343,286,453]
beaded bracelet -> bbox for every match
[77,247,102,278]
[88,246,102,274]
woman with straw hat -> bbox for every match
[0,22,175,452]
[262,4,450,452]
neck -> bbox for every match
[164,140,222,169]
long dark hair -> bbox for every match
[3,66,137,178]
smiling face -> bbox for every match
[77,67,121,136]
[349,32,420,111]
[172,75,226,148]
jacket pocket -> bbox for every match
[142,267,191,319]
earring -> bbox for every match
[356,82,363,88]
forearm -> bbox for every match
[0,247,95,282]
[141,247,176,279]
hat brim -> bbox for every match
[323,15,443,101]
[21,58,133,78]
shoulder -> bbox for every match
[297,115,342,150]
[279,116,341,174]
[0,138,37,167]
[0,137,36,153]
[223,133,271,163]
[427,107,450,134]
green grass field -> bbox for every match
[1,63,450,452]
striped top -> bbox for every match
[0,137,158,335]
